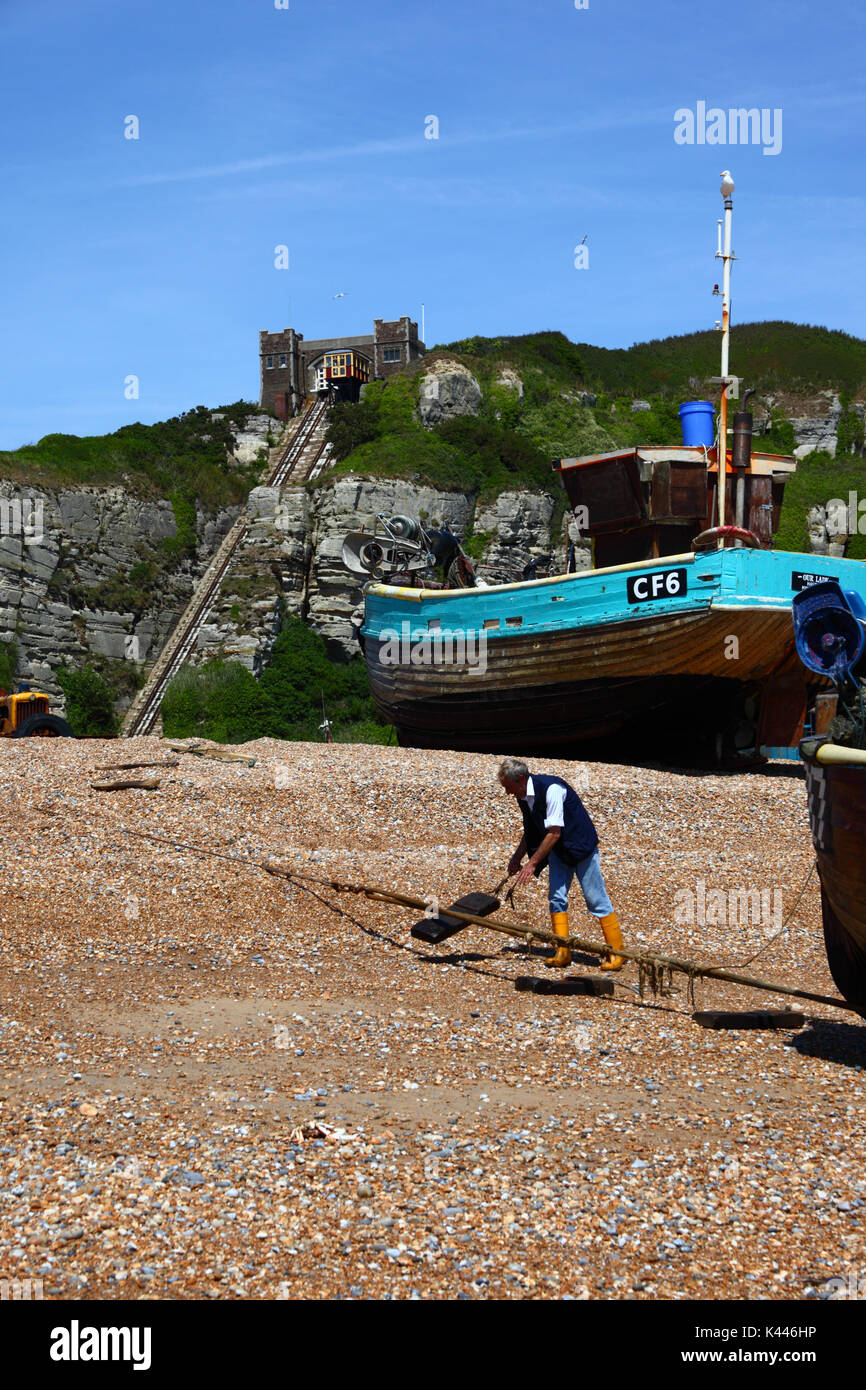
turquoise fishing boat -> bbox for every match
[344,174,866,762]
[360,548,866,761]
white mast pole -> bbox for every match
[716,172,734,538]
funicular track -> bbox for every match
[121,400,330,737]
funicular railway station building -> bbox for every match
[259,316,425,418]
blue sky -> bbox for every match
[1,0,863,446]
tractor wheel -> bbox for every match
[13,714,74,738]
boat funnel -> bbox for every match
[678,401,715,447]
[732,409,753,470]
[792,580,866,685]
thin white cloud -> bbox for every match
[193,172,622,213]
[117,115,663,190]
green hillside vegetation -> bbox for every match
[323,352,616,499]
[443,324,866,400]
[161,618,394,745]
[324,382,566,498]
[322,325,865,562]
[0,401,271,509]
[56,665,118,737]
[775,452,866,561]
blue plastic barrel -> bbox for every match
[678,400,715,447]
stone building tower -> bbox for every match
[259,316,424,417]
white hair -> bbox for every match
[498,757,529,787]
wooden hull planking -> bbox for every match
[367,605,805,751]
[804,755,866,1019]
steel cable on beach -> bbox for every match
[116,827,858,1016]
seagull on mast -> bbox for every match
[720,170,735,198]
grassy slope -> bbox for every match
[444,323,866,399]
[319,325,865,553]
[0,401,272,508]
[775,452,866,559]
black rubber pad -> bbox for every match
[692,1009,806,1030]
[410,892,501,944]
[515,975,615,997]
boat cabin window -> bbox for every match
[483,619,499,630]
[506,616,523,627]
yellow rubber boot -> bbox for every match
[598,911,624,971]
[544,911,572,969]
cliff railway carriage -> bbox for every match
[313,350,371,403]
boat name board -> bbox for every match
[626,567,688,603]
[792,571,839,592]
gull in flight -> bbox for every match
[333,291,348,299]
[720,170,735,197]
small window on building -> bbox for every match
[383,347,401,363]
[265,355,274,369]
[279,354,287,368]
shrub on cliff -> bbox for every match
[161,619,392,744]
[325,427,466,491]
[56,665,118,737]
[325,398,382,462]
[0,640,18,691]
[161,660,273,743]
[259,619,379,734]
[432,417,554,494]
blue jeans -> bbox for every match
[548,849,613,918]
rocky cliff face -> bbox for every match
[807,499,855,558]
[762,390,865,459]
[190,475,571,668]
[4,377,857,711]
[789,394,843,459]
[416,357,483,427]
[0,481,238,706]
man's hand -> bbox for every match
[513,828,561,888]
[508,850,524,878]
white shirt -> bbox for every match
[520,776,566,829]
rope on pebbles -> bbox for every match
[119,827,857,1018]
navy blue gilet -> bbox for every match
[520,773,599,873]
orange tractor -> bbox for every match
[0,684,73,737]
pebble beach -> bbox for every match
[1,736,864,1302]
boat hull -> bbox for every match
[361,549,866,759]
[367,608,796,753]
[803,751,866,1018]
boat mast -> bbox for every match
[715,171,735,539]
